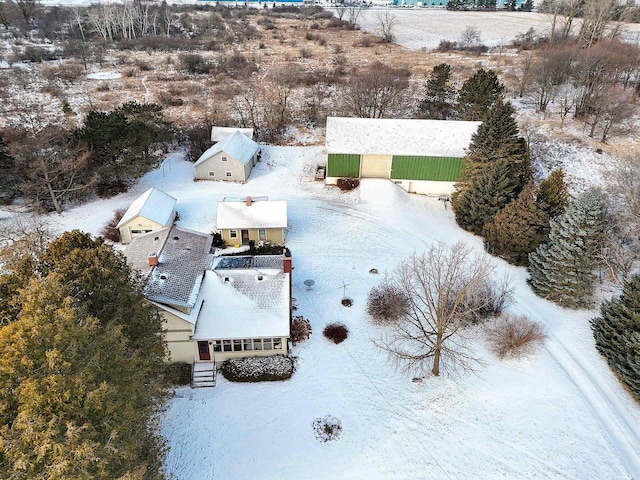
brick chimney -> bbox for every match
[148,253,159,267]
[246,196,252,206]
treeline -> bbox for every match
[0,230,169,479]
[447,0,534,11]
[0,102,173,212]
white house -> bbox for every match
[216,196,287,246]
[116,187,177,244]
[194,130,260,183]
[325,117,481,195]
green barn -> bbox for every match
[325,117,481,196]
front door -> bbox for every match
[241,230,250,245]
[197,341,211,361]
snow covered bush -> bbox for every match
[366,281,409,324]
[336,178,359,191]
[323,322,349,344]
[312,415,342,443]
[487,315,546,358]
[291,315,312,345]
[220,355,294,382]
[100,208,126,243]
[457,276,514,325]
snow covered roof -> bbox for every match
[116,187,177,228]
[192,265,290,340]
[210,126,254,142]
[216,197,287,230]
[325,117,482,158]
[124,226,213,309]
[194,130,260,167]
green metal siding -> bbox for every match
[327,154,361,178]
[390,156,464,181]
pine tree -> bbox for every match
[0,231,168,479]
[417,63,456,120]
[463,97,530,185]
[456,68,504,121]
[537,168,570,219]
[454,160,520,235]
[590,275,640,399]
[483,182,550,266]
[528,188,605,308]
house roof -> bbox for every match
[192,259,290,340]
[124,226,213,309]
[325,117,482,158]
[216,197,287,230]
[194,130,260,168]
[116,187,177,229]
[210,126,254,142]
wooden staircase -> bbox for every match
[191,361,216,388]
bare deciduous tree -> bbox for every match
[376,11,397,43]
[375,242,503,376]
[459,26,481,50]
[11,0,38,29]
[341,61,410,118]
[0,214,51,272]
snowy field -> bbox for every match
[21,146,640,480]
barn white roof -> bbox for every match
[325,117,481,158]
[195,130,260,167]
[116,187,177,228]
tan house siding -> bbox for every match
[119,213,175,245]
[221,227,285,246]
[160,310,196,364]
[361,154,392,178]
[194,151,256,183]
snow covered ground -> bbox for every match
[31,146,640,480]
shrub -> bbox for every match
[336,177,359,191]
[436,40,457,52]
[291,315,312,345]
[299,46,312,59]
[220,355,294,382]
[341,297,353,307]
[323,322,348,344]
[487,315,546,358]
[163,362,192,386]
[100,208,126,242]
[312,415,342,442]
[366,282,409,324]
[180,53,211,74]
[459,276,513,325]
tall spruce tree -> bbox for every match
[456,68,504,121]
[454,160,520,235]
[483,182,550,266]
[528,188,605,308]
[537,168,570,219]
[463,97,530,185]
[417,63,456,120]
[591,275,640,399]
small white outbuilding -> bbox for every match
[194,130,260,183]
[117,187,177,244]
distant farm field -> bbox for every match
[356,8,640,49]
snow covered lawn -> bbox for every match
[39,146,640,479]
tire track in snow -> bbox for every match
[517,301,640,479]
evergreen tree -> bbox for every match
[0,232,168,479]
[537,168,570,219]
[0,133,18,203]
[417,63,456,120]
[521,0,534,11]
[591,275,640,399]
[463,97,530,184]
[528,188,605,308]
[454,160,520,235]
[483,182,550,266]
[456,68,504,121]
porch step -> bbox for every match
[191,362,216,388]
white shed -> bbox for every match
[194,130,260,183]
[117,187,177,244]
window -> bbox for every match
[221,156,228,162]
[208,171,215,177]
[259,228,266,240]
[253,339,263,351]
[230,230,237,239]
[225,171,232,177]
[233,339,242,352]
[243,339,252,351]
[131,229,153,235]
[263,338,272,350]
[274,338,282,350]
[223,340,232,352]
[212,340,222,352]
